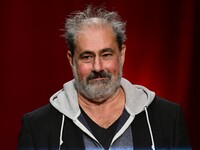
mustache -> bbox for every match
[87,71,111,81]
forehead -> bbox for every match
[74,25,118,53]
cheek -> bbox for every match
[76,63,92,78]
[105,60,121,74]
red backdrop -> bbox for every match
[0,0,199,149]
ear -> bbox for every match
[67,50,73,67]
[120,45,126,65]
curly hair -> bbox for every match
[64,5,126,55]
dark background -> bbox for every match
[0,0,199,149]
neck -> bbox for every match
[78,87,125,128]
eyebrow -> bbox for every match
[100,48,114,53]
[79,51,94,58]
[79,48,115,57]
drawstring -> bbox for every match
[58,114,65,150]
[144,107,155,150]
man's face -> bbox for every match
[68,26,126,102]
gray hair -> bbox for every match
[64,5,126,56]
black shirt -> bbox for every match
[81,108,120,150]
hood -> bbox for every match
[50,78,155,120]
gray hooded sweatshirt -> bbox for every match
[50,78,155,150]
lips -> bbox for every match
[87,71,111,82]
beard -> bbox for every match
[72,61,123,103]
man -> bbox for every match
[17,6,191,150]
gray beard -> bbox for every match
[72,62,122,103]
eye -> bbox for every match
[81,55,93,62]
[102,53,113,59]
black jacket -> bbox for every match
[17,96,191,150]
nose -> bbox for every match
[93,56,103,72]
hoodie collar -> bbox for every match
[121,78,155,116]
[50,78,155,120]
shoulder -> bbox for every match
[18,105,64,148]
[149,96,180,112]
[147,96,183,124]
[22,104,61,126]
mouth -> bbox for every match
[87,71,111,82]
